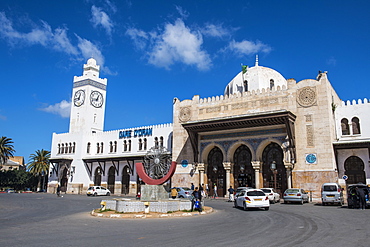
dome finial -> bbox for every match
[255,55,259,66]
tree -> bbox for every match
[0,136,15,166]
[27,149,51,191]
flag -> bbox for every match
[241,65,248,74]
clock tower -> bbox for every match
[69,58,107,133]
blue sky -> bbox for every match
[1,0,369,159]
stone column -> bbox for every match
[198,163,205,186]
[223,162,231,197]
[251,161,261,189]
[284,162,294,189]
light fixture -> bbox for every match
[213,166,218,172]
[240,165,245,172]
[270,161,276,171]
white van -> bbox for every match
[321,183,344,206]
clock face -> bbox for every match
[90,91,103,108]
[73,90,85,107]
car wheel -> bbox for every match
[106,192,110,196]
[234,200,238,208]
[179,195,184,198]
[87,194,91,196]
[265,207,270,211]
[243,202,248,211]
[270,200,275,204]
[322,201,326,206]
[300,199,304,205]
[93,192,97,197]
[284,200,287,204]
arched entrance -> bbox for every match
[60,167,68,192]
[121,166,130,195]
[262,143,286,195]
[207,147,226,197]
[233,145,254,188]
[108,166,115,194]
[344,156,365,184]
[94,168,102,186]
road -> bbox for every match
[0,193,369,247]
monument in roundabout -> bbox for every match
[100,146,194,214]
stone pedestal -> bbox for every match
[141,185,168,201]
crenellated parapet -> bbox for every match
[341,98,369,106]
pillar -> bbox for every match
[198,163,205,186]
[252,161,261,189]
[284,162,293,189]
[223,162,231,197]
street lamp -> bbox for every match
[270,161,277,190]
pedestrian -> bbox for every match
[191,183,194,190]
[56,184,61,197]
[228,186,235,202]
[191,187,202,212]
[206,183,210,198]
[356,187,366,210]
[171,188,178,199]
[213,183,218,199]
[200,183,206,198]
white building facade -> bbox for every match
[48,59,173,195]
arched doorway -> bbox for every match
[60,167,68,192]
[207,147,226,197]
[344,156,365,184]
[233,145,254,188]
[108,166,115,194]
[262,143,286,195]
[94,168,102,186]
[121,166,130,195]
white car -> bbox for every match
[234,188,270,211]
[261,188,280,204]
[87,186,111,196]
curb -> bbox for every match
[90,206,214,219]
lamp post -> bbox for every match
[270,161,277,190]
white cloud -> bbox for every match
[201,23,232,38]
[127,19,212,71]
[225,39,272,56]
[40,100,71,118]
[90,5,114,36]
[327,57,337,66]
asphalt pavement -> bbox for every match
[0,193,369,247]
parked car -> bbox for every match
[234,188,270,211]
[347,183,370,209]
[283,188,309,204]
[5,189,15,193]
[261,188,280,204]
[169,187,193,199]
[86,186,111,196]
[321,183,344,206]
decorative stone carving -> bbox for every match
[179,107,191,122]
[297,87,317,107]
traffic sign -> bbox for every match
[342,175,348,180]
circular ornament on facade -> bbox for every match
[305,153,317,164]
[179,107,191,122]
[297,87,316,107]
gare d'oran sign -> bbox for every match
[119,128,152,139]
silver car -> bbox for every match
[170,187,193,199]
[261,188,280,204]
[283,188,309,204]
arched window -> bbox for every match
[87,142,91,154]
[244,80,248,92]
[144,138,147,150]
[100,142,104,153]
[154,137,159,148]
[160,136,164,147]
[58,144,61,154]
[114,141,117,152]
[110,141,113,153]
[128,140,131,151]
[72,142,76,153]
[65,143,68,154]
[341,118,349,135]
[123,140,127,152]
[352,117,361,135]
[97,143,100,153]
[61,144,64,154]
[69,143,72,153]
[139,139,142,151]
[270,79,274,90]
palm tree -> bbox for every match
[0,136,15,166]
[27,149,51,191]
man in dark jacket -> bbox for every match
[191,187,202,212]
[356,187,366,210]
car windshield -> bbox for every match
[88,187,94,190]
[261,189,271,193]
[182,188,192,191]
[247,191,265,196]
[285,189,299,193]
[323,185,337,191]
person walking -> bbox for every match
[56,184,61,197]
[205,183,210,198]
[213,183,218,199]
[191,183,194,190]
[228,186,235,202]
[356,187,366,210]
